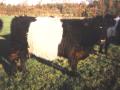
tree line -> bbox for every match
[0,0,119,17]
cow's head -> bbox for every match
[103,14,116,28]
[90,15,104,31]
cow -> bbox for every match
[6,15,113,75]
[99,14,120,54]
[0,19,16,76]
[8,16,36,73]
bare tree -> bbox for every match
[99,0,105,15]
[108,0,113,11]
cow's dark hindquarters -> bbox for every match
[58,43,90,71]
[8,16,36,74]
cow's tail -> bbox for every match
[0,56,13,75]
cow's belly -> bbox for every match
[27,17,63,61]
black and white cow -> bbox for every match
[0,19,15,75]
[8,16,36,72]
[6,15,115,74]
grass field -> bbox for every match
[0,16,13,35]
[0,16,13,57]
[0,16,120,90]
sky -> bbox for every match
[0,0,95,5]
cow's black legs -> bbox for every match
[104,40,110,55]
[99,38,110,56]
[99,45,103,54]
[68,47,78,71]
[68,47,89,72]
[18,49,28,73]
[8,48,28,76]
[69,57,78,72]
[99,39,106,54]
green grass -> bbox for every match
[0,16,120,90]
[0,16,13,35]
[0,16,13,57]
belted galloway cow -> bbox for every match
[4,14,118,75]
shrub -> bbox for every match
[0,45,120,90]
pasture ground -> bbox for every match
[0,16,120,90]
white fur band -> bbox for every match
[27,17,63,61]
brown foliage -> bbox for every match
[0,2,119,17]
[0,3,98,17]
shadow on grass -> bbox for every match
[32,55,80,77]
